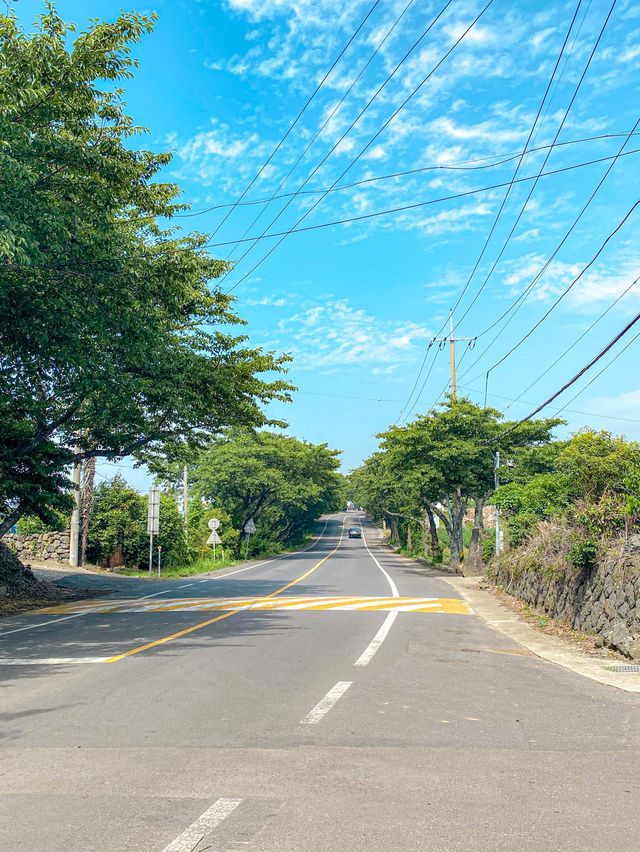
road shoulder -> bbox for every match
[440,574,640,694]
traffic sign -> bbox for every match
[207,531,222,545]
[147,487,160,535]
[244,519,256,534]
[207,517,220,531]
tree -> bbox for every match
[0,7,292,546]
[87,475,187,569]
[359,397,560,570]
[191,430,342,554]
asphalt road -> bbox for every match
[1,513,639,851]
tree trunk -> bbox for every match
[388,514,400,544]
[79,457,96,566]
[406,523,412,552]
[424,505,442,562]
[448,490,466,571]
[0,505,22,539]
[465,496,485,576]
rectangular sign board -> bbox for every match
[147,487,160,535]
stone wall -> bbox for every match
[490,534,640,660]
[5,530,70,563]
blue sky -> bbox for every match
[15,0,640,485]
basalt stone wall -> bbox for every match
[5,530,70,563]
[490,535,640,660]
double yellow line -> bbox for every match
[105,520,345,663]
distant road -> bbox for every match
[1,513,638,851]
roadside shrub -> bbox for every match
[566,537,598,572]
[481,528,496,563]
[16,512,66,534]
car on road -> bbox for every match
[348,527,362,539]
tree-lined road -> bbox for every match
[1,514,639,851]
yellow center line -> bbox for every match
[105,521,345,663]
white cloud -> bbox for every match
[275,297,432,372]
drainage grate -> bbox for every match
[603,665,640,673]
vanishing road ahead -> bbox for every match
[1,513,639,851]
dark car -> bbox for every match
[348,527,362,539]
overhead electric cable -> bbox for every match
[221,0,418,264]
[503,276,639,412]
[172,130,640,218]
[203,147,640,248]
[481,199,640,405]
[456,384,640,423]
[452,0,618,333]
[207,0,383,241]
[457,115,640,385]
[217,0,459,282]
[225,0,496,294]
[554,325,640,417]
[441,0,585,330]
[495,308,640,439]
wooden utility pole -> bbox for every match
[433,311,476,402]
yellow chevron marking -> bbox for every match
[33,596,472,615]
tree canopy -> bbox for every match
[192,430,343,553]
[351,396,561,568]
[0,8,291,536]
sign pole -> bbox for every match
[147,487,160,575]
[149,531,153,575]
[157,545,162,577]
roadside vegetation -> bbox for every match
[0,8,341,599]
[349,397,640,576]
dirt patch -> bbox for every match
[0,541,109,617]
[485,581,625,662]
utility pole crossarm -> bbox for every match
[431,311,476,401]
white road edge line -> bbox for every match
[0,518,335,638]
[0,657,110,665]
[300,681,352,725]
[162,797,243,852]
[353,521,399,667]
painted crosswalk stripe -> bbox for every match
[32,596,473,615]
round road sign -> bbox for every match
[207,517,221,531]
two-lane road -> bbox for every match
[1,513,639,851]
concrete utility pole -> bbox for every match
[494,451,502,555]
[69,453,81,567]
[432,311,476,402]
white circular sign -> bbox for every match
[207,518,221,530]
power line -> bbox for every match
[220,0,418,268]
[502,276,639,412]
[480,199,640,404]
[554,326,640,417]
[172,130,640,219]
[496,308,640,439]
[452,0,618,334]
[206,0,383,242]
[204,147,640,248]
[442,0,585,328]
[218,0,459,283]
[457,383,640,423]
[225,0,496,294]
[457,116,640,386]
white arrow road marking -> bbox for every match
[162,797,243,852]
[300,681,352,725]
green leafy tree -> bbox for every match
[0,7,291,550]
[358,397,560,568]
[192,430,342,554]
[87,475,187,568]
